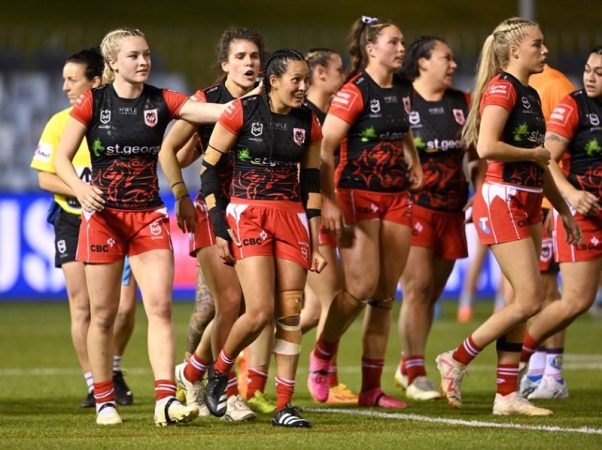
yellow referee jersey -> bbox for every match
[30,107,91,215]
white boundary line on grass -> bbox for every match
[308,408,602,435]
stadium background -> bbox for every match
[0,0,600,300]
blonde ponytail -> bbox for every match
[462,17,538,148]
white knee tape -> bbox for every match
[273,338,302,356]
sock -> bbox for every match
[520,331,539,363]
[214,349,234,375]
[314,335,338,361]
[361,357,384,392]
[154,379,177,402]
[227,371,239,397]
[405,355,427,385]
[328,360,339,388]
[94,379,115,412]
[496,364,519,396]
[112,355,122,373]
[275,376,295,411]
[246,368,268,399]
[84,371,94,393]
[452,335,482,365]
[185,353,210,383]
[544,348,564,380]
[526,347,546,381]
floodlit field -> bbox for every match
[1,300,601,449]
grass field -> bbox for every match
[1,300,601,449]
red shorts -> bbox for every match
[473,182,543,245]
[189,197,217,256]
[77,207,172,263]
[318,225,337,248]
[336,188,412,226]
[554,209,602,262]
[410,204,467,259]
[226,198,311,269]
[539,208,559,272]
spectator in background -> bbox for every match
[30,47,136,410]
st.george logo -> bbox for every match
[293,128,306,145]
[144,109,158,127]
[453,108,465,125]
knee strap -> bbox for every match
[340,290,367,309]
[496,336,523,353]
[274,290,302,356]
[367,297,395,310]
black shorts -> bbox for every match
[53,208,81,268]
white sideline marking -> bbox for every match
[308,408,602,435]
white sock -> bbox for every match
[544,349,564,379]
[526,349,545,379]
[84,371,94,392]
[459,292,474,308]
[113,355,122,373]
[156,396,175,408]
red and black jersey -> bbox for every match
[192,82,235,201]
[410,88,470,212]
[547,90,602,197]
[71,84,187,210]
[481,72,546,189]
[218,94,322,201]
[304,99,327,125]
[329,72,413,192]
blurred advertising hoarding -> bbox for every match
[0,192,501,300]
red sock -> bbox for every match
[94,379,115,406]
[328,359,339,388]
[314,335,338,361]
[452,335,482,365]
[226,371,239,397]
[400,356,407,376]
[275,376,295,411]
[520,331,539,363]
[154,379,176,401]
[184,353,210,383]
[496,364,519,396]
[214,349,234,375]
[246,368,268,399]
[361,357,384,392]
[405,355,427,385]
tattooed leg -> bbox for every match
[184,261,216,360]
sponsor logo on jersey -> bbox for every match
[107,238,116,247]
[33,142,52,161]
[488,82,510,98]
[100,110,111,124]
[585,138,602,156]
[550,105,573,126]
[144,109,158,127]
[92,138,105,157]
[453,108,465,125]
[588,113,600,127]
[332,89,358,112]
[293,128,306,145]
[360,127,377,143]
[409,111,420,125]
[251,122,263,137]
[370,99,381,114]
[119,107,137,115]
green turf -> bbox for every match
[1,300,601,449]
